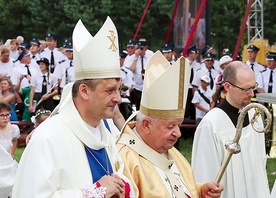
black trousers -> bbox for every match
[130,89,142,110]
[184,88,195,120]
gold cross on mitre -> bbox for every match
[107,30,117,52]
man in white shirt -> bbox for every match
[201,45,221,73]
[10,50,39,89]
[40,33,66,74]
[185,45,201,119]
[54,42,74,91]
[192,53,219,93]
[245,44,265,78]
[29,39,41,61]
[161,44,176,65]
[123,40,136,68]
[128,41,153,110]
[257,52,276,93]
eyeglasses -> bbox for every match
[226,81,258,93]
[0,114,11,119]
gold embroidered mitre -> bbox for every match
[73,16,120,80]
[140,51,190,118]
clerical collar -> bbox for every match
[217,99,249,127]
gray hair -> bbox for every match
[136,111,158,124]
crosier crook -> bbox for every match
[214,103,272,183]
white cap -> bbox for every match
[140,51,190,119]
[73,16,121,80]
[200,75,210,83]
[219,55,232,67]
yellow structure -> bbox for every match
[242,39,275,66]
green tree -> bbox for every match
[263,0,276,46]
[0,0,274,52]
[0,0,27,43]
[210,0,248,57]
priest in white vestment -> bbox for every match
[13,17,134,198]
[192,61,270,198]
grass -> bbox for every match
[14,147,24,162]
[14,137,276,191]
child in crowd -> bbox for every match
[0,101,20,158]
[25,108,51,145]
[192,75,215,126]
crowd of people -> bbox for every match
[0,15,276,197]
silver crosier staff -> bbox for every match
[214,102,272,183]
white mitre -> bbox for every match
[50,17,120,117]
[139,51,190,119]
[73,16,120,80]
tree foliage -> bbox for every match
[0,0,274,52]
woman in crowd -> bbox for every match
[0,78,18,121]
[29,58,58,113]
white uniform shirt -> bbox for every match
[9,50,19,60]
[129,53,152,91]
[192,66,219,90]
[30,72,58,93]
[10,61,39,88]
[0,59,14,77]
[256,68,276,93]
[201,60,221,73]
[120,66,134,92]
[245,60,265,79]
[192,87,213,119]
[124,54,135,68]
[145,49,154,57]
[187,58,202,88]
[30,53,41,61]
[40,48,66,73]
[168,60,176,65]
[54,58,74,88]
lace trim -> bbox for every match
[82,182,107,198]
